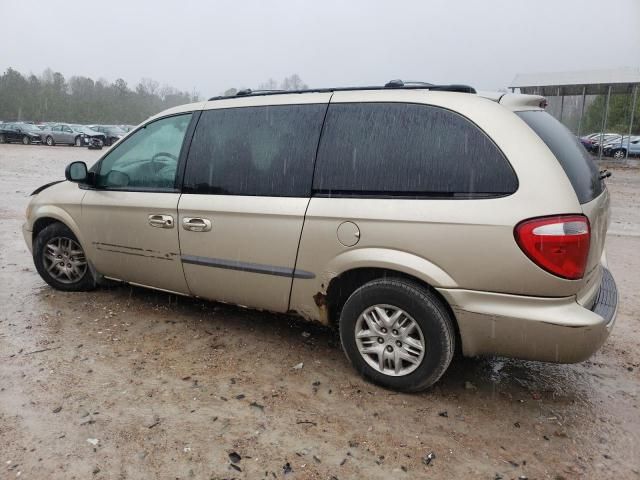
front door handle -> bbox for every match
[182,217,212,232]
[148,214,174,229]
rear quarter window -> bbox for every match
[516,110,603,204]
[313,102,518,197]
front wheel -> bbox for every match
[22,135,30,145]
[33,223,96,291]
[74,136,82,147]
[339,278,455,392]
[45,136,54,146]
[0,134,5,143]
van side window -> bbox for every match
[313,102,518,197]
[183,104,326,197]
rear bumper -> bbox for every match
[438,268,618,363]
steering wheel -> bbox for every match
[150,152,178,172]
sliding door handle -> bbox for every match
[182,217,212,232]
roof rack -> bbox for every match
[207,80,476,101]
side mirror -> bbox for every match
[65,161,88,183]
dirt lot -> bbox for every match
[0,144,639,480]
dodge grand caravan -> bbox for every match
[23,81,618,392]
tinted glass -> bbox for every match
[313,103,517,196]
[184,104,326,196]
[96,113,192,190]
[517,111,603,204]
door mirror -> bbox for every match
[65,161,88,183]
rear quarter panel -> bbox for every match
[290,91,585,324]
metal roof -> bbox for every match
[510,67,640,95]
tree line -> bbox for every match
[0,67,198,124]
[0,68,310,125]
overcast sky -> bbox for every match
[1,0,638,97]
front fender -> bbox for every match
[30,204,87,250]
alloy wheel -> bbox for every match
[42,236,87,284]
[354,304,425,376]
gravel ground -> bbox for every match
[0,143,639,479]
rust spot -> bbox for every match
[313,292,330,325]
[313,291,327,308]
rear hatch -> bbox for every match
[516,110,609,305]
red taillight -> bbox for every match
[514,215,590,280]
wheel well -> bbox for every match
[324,267,462,352]
[32,217,61,240]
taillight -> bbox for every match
[514,215,590,280]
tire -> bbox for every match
[45,136,54,146]
[613,149,626,160]
[0,134,5,144]
[22,135,30,145]
[105,137,112,146]
[339,278,455,392]
[33,222,96,292]
[74,136,82,147]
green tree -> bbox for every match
[583,93,640,135]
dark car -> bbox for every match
[87,125,127,146]
[0,123,42,145]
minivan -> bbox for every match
[23,81,618,391]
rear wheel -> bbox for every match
[33,223,96,291]
[22,135,30,145]
[613,149,626,160]
[45,136,54,146]
[339,278,455,392]
[0,134,5,144]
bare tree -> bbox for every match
[280,74,307,91]
[258,78,279,90]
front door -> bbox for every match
[80,112,194,294]
[178,98,329,312]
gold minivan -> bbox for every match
[23,82,618,391]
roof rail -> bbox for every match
[207,80,476,101]
[384,79,434,88]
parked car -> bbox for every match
[603,135,640,159]
[23,82,617,392]
[71,125,106,146]
[41,123,94,147]
[579,133,598,151]
[0,122,43,144]
[88,125,127,146]
[589,133,621,153]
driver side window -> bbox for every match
[96,113,192,190]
